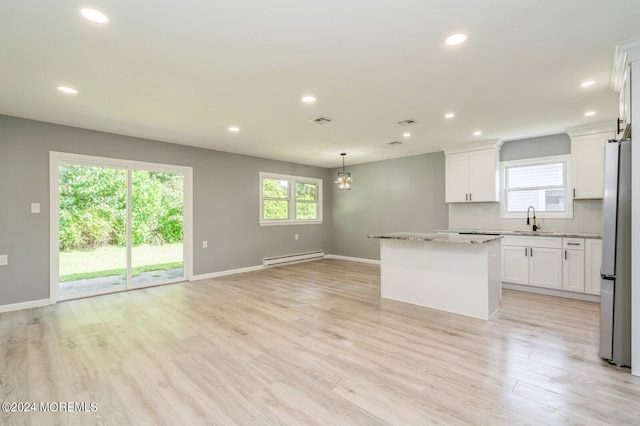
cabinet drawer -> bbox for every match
[502,236,562,249]
[563,238,584,250]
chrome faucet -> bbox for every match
[526,206,540,232]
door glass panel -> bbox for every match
[130,170,184,286]
[58,163,127,297]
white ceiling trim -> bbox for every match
[610,36,640,91]
[565,121,615,138]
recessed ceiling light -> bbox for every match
[301,95,316,103]
[445,33,467,46]
[403,132,411,138]
[228,126,240,132]
[80,8,109,24]
[584,111,596,117]
[580,80,595,88]
[444,112,455,119]
[57,86,78,95]
[473,130,482,136]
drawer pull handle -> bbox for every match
[565,250,567,260]
[567,242,580,246]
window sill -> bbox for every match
[500,212,573,220]
[260,220,323,226]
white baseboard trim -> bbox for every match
[190,255,379,282]
[190,265,264,281]
[0,298,50,314]
[502,282,601,303]
[324,254,380,265]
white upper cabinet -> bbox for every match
[445,152,470,203]
[570,130,611,199]
[445,145,499,203]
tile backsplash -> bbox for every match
[448,200,603,234]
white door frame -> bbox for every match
[49,151,193,304]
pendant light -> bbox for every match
[336,153,352,190]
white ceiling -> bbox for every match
[1,1,638,168]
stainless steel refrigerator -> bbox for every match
[599,137,632,367]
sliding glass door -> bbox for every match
[58,163,128,297]
[130,170,184,287]
[51,153,191,301]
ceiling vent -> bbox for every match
[397,118,417,126]
[388,141,403,145]
[309,116,332,124]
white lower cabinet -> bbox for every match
[529,247,563,289]
[501,236,562,290]
[502,236,602,296]
[562,238,585,292]
[584,239,603,295]
[502,245,529,285]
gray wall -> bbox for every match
[329,153,448,260]
[500,133,570,161]
[0,115,331,305]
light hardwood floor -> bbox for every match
[1,259,639,425]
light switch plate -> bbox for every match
[31,203,40,214]
[202,241,208,248]
[0,255,7,266]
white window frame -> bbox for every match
[500,155,573,219]
[259,172,323,225]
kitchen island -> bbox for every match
[368,232,502,320]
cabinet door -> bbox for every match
[445,152,469,203]
[571,132,609,199]
[502,245,529,285]
[562,249,585,292]
[468,149,498,202]
[585,239,603,295]
[529,247,562,289]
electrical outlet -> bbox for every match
[476,207,483,215]
[295,234,299,240]
[31,203,40,214]
[0,255,7,266]
[202,241,208,248]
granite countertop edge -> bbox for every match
[367,232,503,244]
[436,229,603,239]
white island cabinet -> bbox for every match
[369,233,502,320]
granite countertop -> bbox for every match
[368,232,503,244]
[437,229,602,239]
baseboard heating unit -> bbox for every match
[263,251,325,267]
